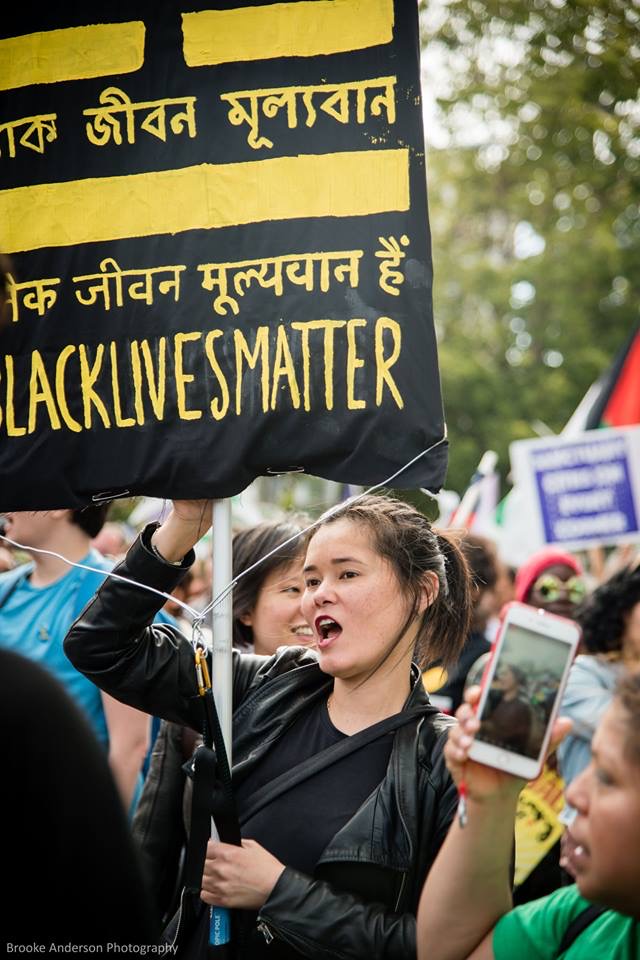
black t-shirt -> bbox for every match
[234,697,395,875]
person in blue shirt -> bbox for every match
[0,504,173,813]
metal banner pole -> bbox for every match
[209,497,233,948]
[211,498,233,750]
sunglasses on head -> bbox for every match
[532,573,586,605]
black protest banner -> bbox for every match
[0,1,447,510]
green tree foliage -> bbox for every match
[420,0,639,494]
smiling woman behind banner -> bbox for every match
[64,493,473,959]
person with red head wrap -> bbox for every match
[515,548,586,620]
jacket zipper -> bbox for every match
[257,920,274,944]
[394,872,407,911]
[257,915,353,960]
[170,887,189,947]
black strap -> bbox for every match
[201,685,241,847]
[239,705,432,826]
[557,903,606,955]
[184,745,218,892]
[182,676,242,890]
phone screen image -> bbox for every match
[475,625,574,761]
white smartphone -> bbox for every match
[468,600,581,780]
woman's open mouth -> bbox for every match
[315,616,342,648]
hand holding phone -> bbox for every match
[468,601,581,781]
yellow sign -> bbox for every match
[514,766,565,887]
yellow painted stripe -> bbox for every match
[0,149,409,253]
[182,0,394,67]
[0,23,145,91]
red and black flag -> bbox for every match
[584,324,640,430]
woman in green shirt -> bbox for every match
[417,669,640,959]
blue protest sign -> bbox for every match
[510,426,640,550]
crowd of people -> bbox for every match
[0,479,638,956]
[0,486,638,955]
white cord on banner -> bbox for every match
[0,431,447,650]
[191,432,448,635]
[0,534,200,620]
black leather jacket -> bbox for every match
[64,525,458,960]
